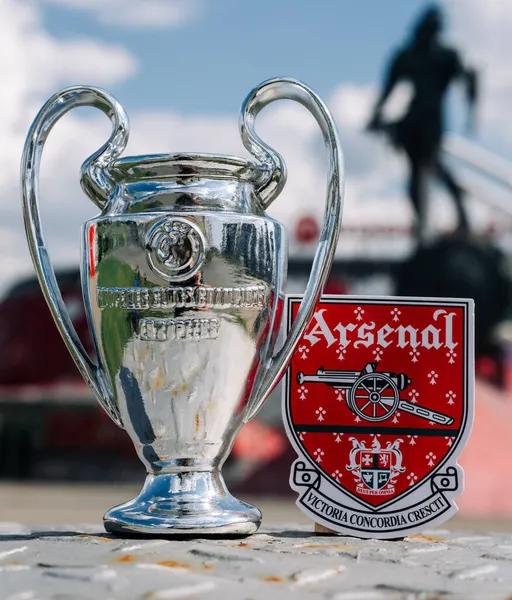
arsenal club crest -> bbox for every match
[283,296,474,539]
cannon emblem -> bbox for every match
[297,362,454,425]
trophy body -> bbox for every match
[85,180,285,533]
[22,79,344,535]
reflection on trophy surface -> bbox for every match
[21,78,344,535]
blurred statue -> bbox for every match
[396,234,511,387]
[367,4,478,240]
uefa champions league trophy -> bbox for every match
[21,78,344,536]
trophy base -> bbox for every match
[103,471,261,537]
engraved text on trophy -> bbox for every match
[139,318,220,341]
[97,284,268,310]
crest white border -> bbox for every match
[282,294,474,539]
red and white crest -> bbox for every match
[283,296,474,539]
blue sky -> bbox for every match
[43,0,432,114]
[1,0,510,293]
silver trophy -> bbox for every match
[21,78,344,536]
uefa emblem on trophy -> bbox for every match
[21,78,344,535]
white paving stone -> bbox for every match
[0,523,512,599]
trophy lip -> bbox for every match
[109,152,269,186]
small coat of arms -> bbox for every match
[347,436,405,497]
[283,295,474,538]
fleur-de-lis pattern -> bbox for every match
[426,452,437,466]
[391,308,401,322]
[446,348,457,364]
[407,472,418,486]
[315,407,326,421]
[335,389,345,402]
[446,390,456,405]
[410,348,420,363]
[336,346,347,361]
[408,389,419,404]
[298,345,310,360]
[314,448,324,463]
[298,385,308,400]
[373,347,383,361]
[428,370,438,385]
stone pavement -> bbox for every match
[1,523,512,599]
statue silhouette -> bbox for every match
[367,5,478,239]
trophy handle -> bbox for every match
[21,86,129,427]
[240,77,344,422]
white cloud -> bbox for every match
[442,0,512,151]
[1,0,402,297]
[0,0,136,122]
[2,0,512,299]
[42,0,202,29]
[0,0,137,292]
